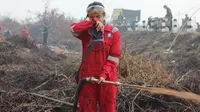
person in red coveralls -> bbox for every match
[70,1,121,112]
[0,24,2,32]
[23,26,31,39]
[23,26,32,46]
[0,24,2,34]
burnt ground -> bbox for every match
[1,33,200,112]
[0,35,77,112]
[123,31,200,90]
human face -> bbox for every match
[88,12,105,23]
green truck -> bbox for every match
[110,8,141,32]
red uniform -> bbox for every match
[70,20,121,112]
[0,24,2,33]
[23,28,30,38]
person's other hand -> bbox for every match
[95,21,104,31]
[97,77,105,84]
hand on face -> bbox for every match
[95,21,104,31]
[88,12,104,31]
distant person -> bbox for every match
[42,22,49,46]
[163,5,173,31]
[0,24,2,34]
[196,22,200,32]
[181,14,190,32]
[23,26,32,46]
[185,14,189,22]
[23,26,31,39]
[147,16,152,28]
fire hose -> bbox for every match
[73,77,200,112]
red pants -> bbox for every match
[79,81,118,112]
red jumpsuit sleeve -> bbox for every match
[70,19,95,40]
[100,27,121,79]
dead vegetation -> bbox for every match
[0,36,78,112]
[1,32,200,112]
[119,47,172,86]
[116,31,200,112]
[117,46,200,112]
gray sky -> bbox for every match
[0,0,199,25]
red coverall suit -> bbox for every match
[70,20,121,112]
[23,28,30,38]
[0,24,2,33]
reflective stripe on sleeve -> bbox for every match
[70,25,80,37]
[107,55,119,65]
